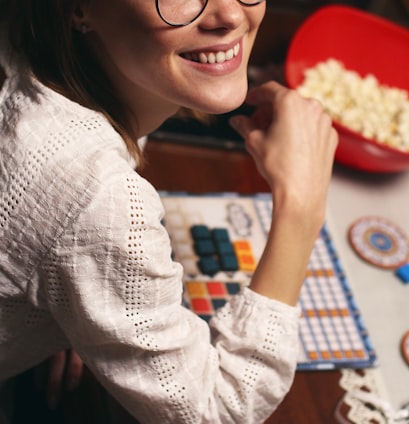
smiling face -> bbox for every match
[76,0,265,135]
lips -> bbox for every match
[181,43,240,64]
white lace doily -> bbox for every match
[336,368,391,424]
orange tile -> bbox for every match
[233,240,251,251]
[185,281,207,297]
[321,351,331,360]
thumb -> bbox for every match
[229,115,252,139]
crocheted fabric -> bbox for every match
[0,41,300,423]
[336,368,392,424]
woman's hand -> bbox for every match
[48,350,83,409]
[230,81,338,224]
[230,81,338,305]
[35,350,84,410]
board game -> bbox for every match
[160,192,377,371]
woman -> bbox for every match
[0,0,338,422]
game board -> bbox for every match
[160,192,377,371]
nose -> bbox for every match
[198,0,245,30]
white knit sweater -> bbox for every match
[0,42,300,423]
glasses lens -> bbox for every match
[157,0,207,26]
[239,0,265,4]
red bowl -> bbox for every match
[285,5,409,173]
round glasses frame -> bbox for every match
[155,0,266,27]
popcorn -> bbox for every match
[297,59,409,151]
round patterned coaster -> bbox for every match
[348,216,409,269]
[401,331,409,367]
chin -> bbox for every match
[197,92,248,115]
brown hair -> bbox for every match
[3,0,142,161]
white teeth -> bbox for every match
[199,52,207,64]
[216,51,225,63]
[207,53,216,64]
[194,43,240,64]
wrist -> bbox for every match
[271,189,326,238]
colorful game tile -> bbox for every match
[212,228,230,242]
[194,239,216,256]
[191,225,211,240]
[197,256,220,276]
[233,240,256,272]
[206,281,227,296]
[219,254,239,272]
[214,240,235,255]
[396,263,409,284]
[185,281,208,297]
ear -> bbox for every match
[71,2,92,33]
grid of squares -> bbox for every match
[254,197,376,369]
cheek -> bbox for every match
[256,3,267,24]
[100,23,170,76]
[89,0,164,53]
[249,5,266,38]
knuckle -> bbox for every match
[321,111,332,126]
[281,88,300,104]
[307,97,324,112]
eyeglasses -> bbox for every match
[155,0,265,27]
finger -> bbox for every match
[65,350,84,391]
[229,100,274,137]
[46,350,66,410]
[229,115,253,139]
[246,80,287,105]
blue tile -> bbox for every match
[226,282,241,295]
[212,298,227,310]
[220,254,239,271]
[198,257,220,276]
[215,240,235,255]
[212,228,230,242]
[191,225,211,240]
[396,263,409,284]
[194,240,216,256]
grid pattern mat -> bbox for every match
[160,192,377,370]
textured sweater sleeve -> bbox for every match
[40,161,300,424]
[1,64,299,422]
